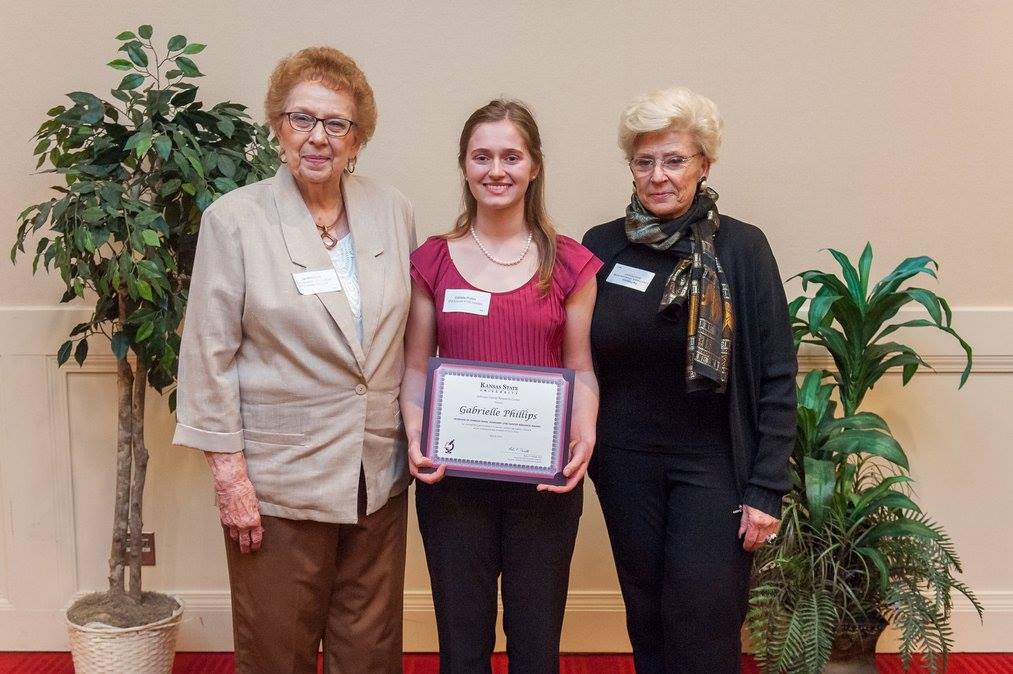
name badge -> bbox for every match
[292,269,342,295]
[606,263,655,292]
[443,289,491,316]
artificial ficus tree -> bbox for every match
[12,25,278,607]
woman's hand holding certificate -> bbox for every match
[419,358,574,485]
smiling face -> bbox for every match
[275,80,361,190]
[463,119,539,215]
[631,129,710,219]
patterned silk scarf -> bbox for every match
[624,186,734,393]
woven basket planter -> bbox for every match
[66,600,183,674]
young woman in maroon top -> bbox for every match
[400,100,601,673]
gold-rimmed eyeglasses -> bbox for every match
[283,112,355,138]
[629,153,702,176]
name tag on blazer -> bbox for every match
[443,289,491,316]
[606,263,655,292]
[292,269,342,295]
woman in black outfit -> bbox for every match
[582,86,797,674]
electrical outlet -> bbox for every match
[125,531,156,566]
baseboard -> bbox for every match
[404,589,632,652]
[178,588,1013,653]
[0,589,1009,651]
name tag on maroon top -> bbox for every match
[443,289,491,316]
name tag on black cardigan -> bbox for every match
[606,263,655,292]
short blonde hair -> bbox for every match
[618,86,722,162]
[265,47,377,144]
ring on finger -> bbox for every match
[765,532,778,543]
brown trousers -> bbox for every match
[224,487,408,674]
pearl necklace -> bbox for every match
[470,225,533,266]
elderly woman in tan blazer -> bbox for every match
[172,47,415,674]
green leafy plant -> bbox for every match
[747,245,981,673]
[11,25,277,619]
[788,244,972,416]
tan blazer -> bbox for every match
[172,166,416,523]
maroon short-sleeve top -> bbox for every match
[410,234,602,368]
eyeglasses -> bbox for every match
[630,153,702,176]
[283,112,355,138]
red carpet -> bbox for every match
[0,652,1010,673]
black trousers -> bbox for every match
[589,446,753,674]
[416,476,583,674]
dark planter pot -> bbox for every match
[824,618,887,674]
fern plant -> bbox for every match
[747,245,981,673]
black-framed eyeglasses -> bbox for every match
[630,153,702,176]
[283,112,355,138]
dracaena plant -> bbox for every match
[747,245,981,674]
[11,25,277,612]
[788,244,972,416]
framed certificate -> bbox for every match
[420,357,574,485]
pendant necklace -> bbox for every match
[316,204,346,250]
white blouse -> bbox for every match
[328,233,362,343]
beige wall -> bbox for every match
[1,0,1010,651]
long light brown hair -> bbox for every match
[446,99,557,294]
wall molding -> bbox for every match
[70,588,1013,653]
[4,305,1011,363]
[29,351,1013,377]
[58,354,121,374]
[165,588,1012,616]
[46,355,82,603]
[0,354,11,612]
[4,588,1010,651]
[965,591,1013,613]
[403,589,629,614]
[48,343,1013,380]
[797,354,1013,375]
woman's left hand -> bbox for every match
[537,438,592,493]
[738,504,780,552]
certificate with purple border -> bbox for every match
[420,357,573,485]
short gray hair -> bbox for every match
[618,86,723,162]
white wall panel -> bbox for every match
[0,306,1008,650]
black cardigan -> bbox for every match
[582,216,797,518]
